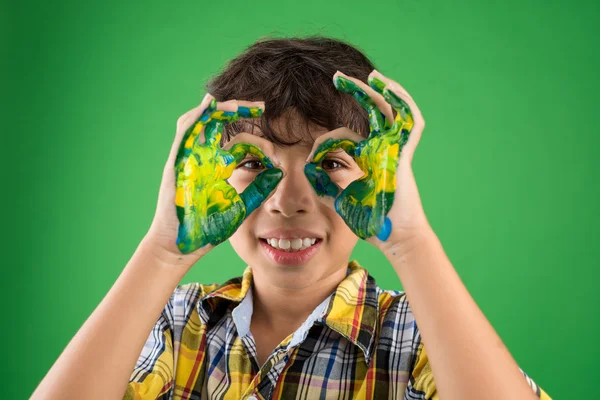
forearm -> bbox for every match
[31,236,193,400]
[385,229,537,400]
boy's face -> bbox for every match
[224,115,365,288]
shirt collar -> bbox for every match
[319,260,379,364]
[196,260,379,364]
[230,284,333,349]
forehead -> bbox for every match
[224,114,333,147]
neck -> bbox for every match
[250,264,348,330]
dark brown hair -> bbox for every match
[206,36,377,146]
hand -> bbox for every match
[304,70,431,254]
[147,94,283,262]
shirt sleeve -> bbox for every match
[407,338,553,400]
[121,292,177,400]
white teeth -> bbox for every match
[291,238,303,250]
[264,237,319,252]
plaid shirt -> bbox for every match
[123,260,551,400]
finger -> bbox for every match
[204,100,265,146]
[228,142,277,174]
[338,179,394,241]
[168,93,214,166]
[197,99,239,146]
[176,93,214,136]
[305,127,363,163]
[236,100,265,118]
[304,163,342,199]
[369,70,425,159]
[175,98,263,167]
[311,138,359,167]
[174,97,230,167]
[368,69,411,98]
[367,73,414,143]
[333,71,394,135]
[224,132,280,167]
[239,168,284,216]
[203,182,245,245]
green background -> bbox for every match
[3,0,598,398]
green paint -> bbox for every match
[174,98,283,253]
[304,74,414,240]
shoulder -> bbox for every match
[169,281,219,306]
[375,287,419,342]
[160,281,223,327]
[371,284,435,396]
[173,281,221,299]
[372,276,413,324]
[377,288,409,312]
[357,265,417,340]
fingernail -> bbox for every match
[199,93,213,108]
[393,83,409,96]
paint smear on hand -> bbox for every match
[174,100,282,253]
[304,74,414,241]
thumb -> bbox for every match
[303,163,341,198]
[240,168,284,216]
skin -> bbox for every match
[224,113,364,360]
[204,71,420,365]
[335,70,542,400]
[31,70,542,400]
[173,71,546,398]
[304,71,414,241]
[174,97,283,253]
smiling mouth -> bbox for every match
[259,237,323,252]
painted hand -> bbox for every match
[304,70,429,251]
[175,96,283,254]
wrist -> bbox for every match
[379,225,439,261]
[138,234,204,272]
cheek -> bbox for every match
[227,172,255,194]
[228,210,259,255]
[326,207,360,248]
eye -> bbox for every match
[321,157,348,172]
[237,158,265,172]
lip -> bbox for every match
[258,228,324,240]
[259,238,323,266]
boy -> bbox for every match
[32,37,552,399]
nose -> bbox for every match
[263,162,317,217]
